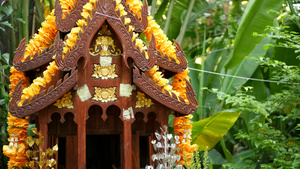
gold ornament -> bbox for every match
[135,91,154,108]
[89,24,121,56]
[53,91,74,109]
[92,87,118,102]
[91,64,118,79]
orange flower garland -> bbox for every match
[19,61,59,106]
[59,0,78,19]
[3,67,30,169]
[173,115,197,166]
[172,69,190,104]
[143,16,179,63]
[23,11,58,61]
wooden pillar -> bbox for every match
[38,110,48,151]
[121,60,133,169]
[124,120,132,169]
[132,131,140,169]
[77,59,87,169]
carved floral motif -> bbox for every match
[92,64,118,79]
[135,91,154,108]
[92,87,118,102]
[53,91,74,109]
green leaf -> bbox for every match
[0,65,11,70]
[0,6,13,16]
[191,112,240,150]
[1,53,10,64]
[0,14,4,21]
[0,21,13,29]
[27,124,36,137]
[15,18,25,24]
[225,0,284,69]
[293,154,300,168]
[222,37,270,94]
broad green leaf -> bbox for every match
[0,65,11,70]
[293,154,300,168]
[222,37,270,94]
[225,0,284,69]
[0,6,13,16]
[208,149,227,165]
[1,53,10,65]
[191,112,240,150]
[0,21,13,29]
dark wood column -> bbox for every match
[121,61,133,169]
[77,60,87,169]
[38,109,48,151]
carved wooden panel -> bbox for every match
[13,36,56,72]
[132,66,198,115]
[148,34,188,73]
[55,0,88,32]
[55,0,155,72]
[9,68,78,118]
[121,0,148,33]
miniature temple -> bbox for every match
[7,0,198,168]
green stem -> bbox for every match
[176,0,195,44]
[35,0,45,23]
[163,0,174,35]
[151,0,157,17]
[198,27,206,119]
[8,0,16,60]
[49,0,53,11]
[220,137,232,163]
[18,0,23,41]
[22,0,29,43]
[287,0,300,29]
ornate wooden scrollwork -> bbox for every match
[9,68,78,118]
[55,0,88,32]
[56,0,155,71]
[148,34,188,73]
[121,0,148,33]
[13,36,56,72]
[132,66,198,115]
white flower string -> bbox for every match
[145,125,183,169]
[188,67,300,85]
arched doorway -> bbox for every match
[86,105,123,169]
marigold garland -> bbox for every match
[18,61,59,106]
[2,67,30,169]
[23,11,58,61]
[59,0,78,19]
[173,115,197,166]
[172,69,190,104]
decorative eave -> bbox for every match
[55,0,89,32]
[55,0,155,72]
[13,35,58,72]
[132,66,198,115]
[148,34,187,73]
[9,68,78,118]
[121,0,148,33]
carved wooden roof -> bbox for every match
[10,0,198,118]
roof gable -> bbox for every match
[9,0,198,118]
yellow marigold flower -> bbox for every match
[77,19,87,27]
[81,11,91,20]
[125,18,131,25]
[157,78,169,87]
[152,71,163,83]
[33,77,46,87]
[149,65,159,76]
[83,2,93,12]
[162,85,173,92]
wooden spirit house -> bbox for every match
[9,0,198,168]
